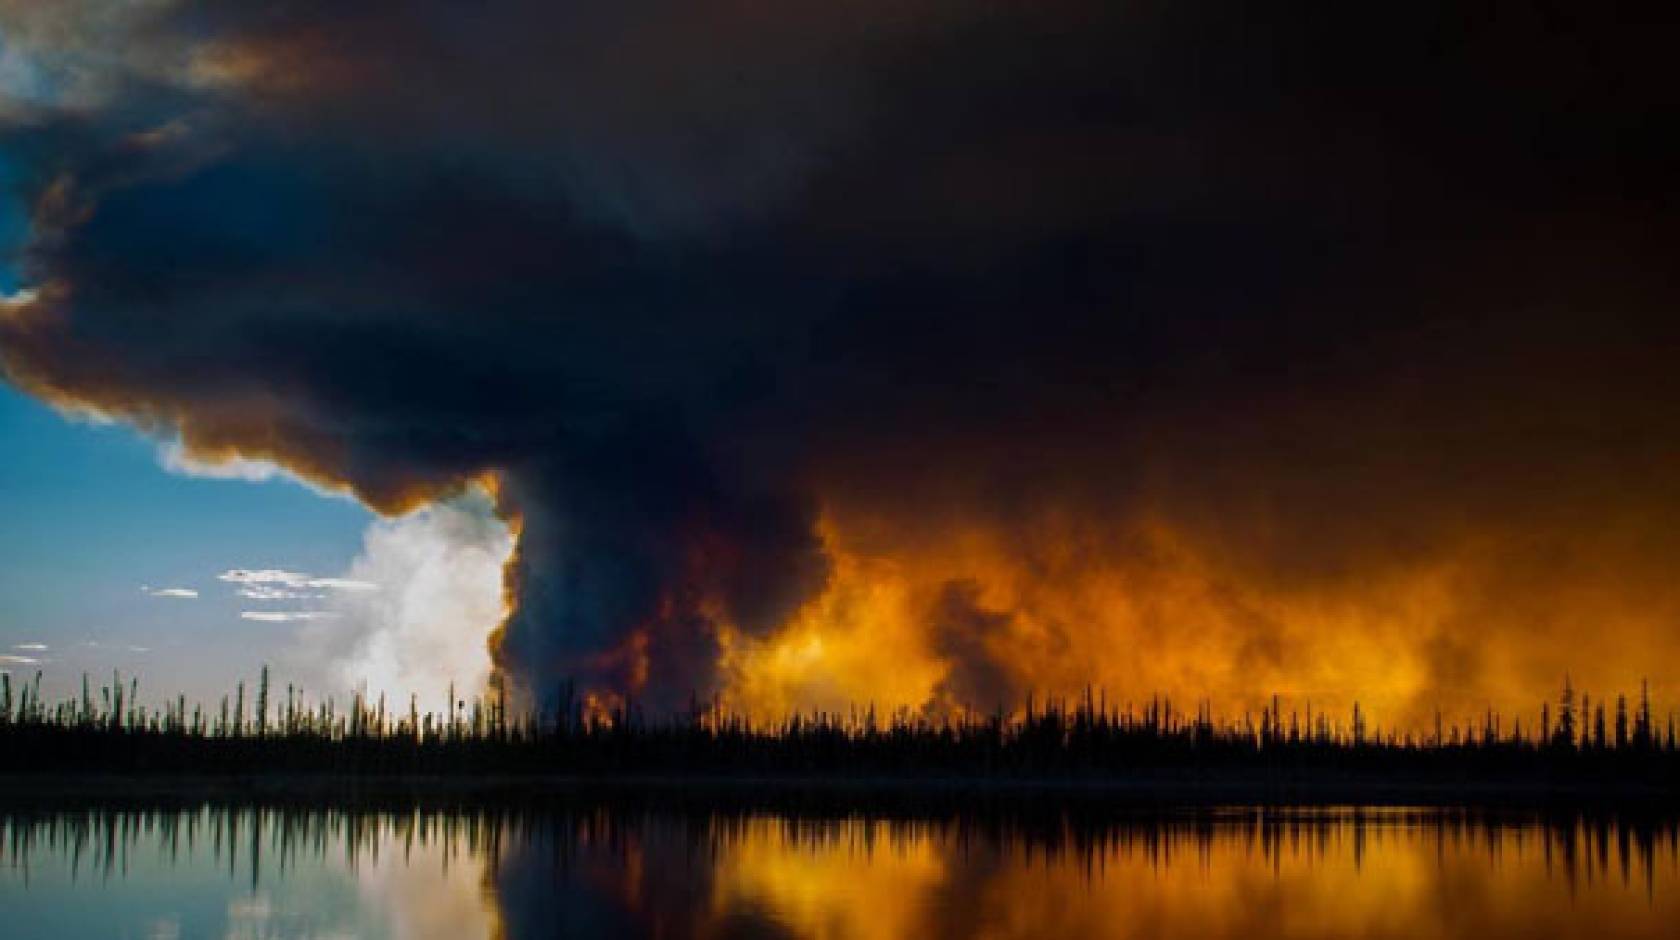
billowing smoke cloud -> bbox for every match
[927,581,1022,715]
[2,1,1678,721]
[288,493,512,709]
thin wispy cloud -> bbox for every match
[13,643,48,651]
[142,586,199,598]
[0,654,40,665]
[221,569,368,626]
[236,585,317,601]
[219,568,313,585]
[220,570,378,592]
[308,578,379,592]
[240,611,341,623]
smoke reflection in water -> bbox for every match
[4,802,1679,939]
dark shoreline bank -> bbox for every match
[4,771,1677,812]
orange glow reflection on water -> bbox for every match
[4,805,1679,939]
[679,810,1680,940]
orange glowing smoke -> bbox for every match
[710,508,1680,733]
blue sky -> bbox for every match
[0,380,372,700]
[4,148,377,704]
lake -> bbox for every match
[2,795,1676,939]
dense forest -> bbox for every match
[2,669,1676,793]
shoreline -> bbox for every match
[3,771,1675,809]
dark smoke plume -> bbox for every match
[2,1,1678,716]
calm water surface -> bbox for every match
[2,800,1676,939]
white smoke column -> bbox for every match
[292,491,513,710]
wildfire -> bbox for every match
[709,509,1667,733]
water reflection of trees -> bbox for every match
[4,801,1678,895]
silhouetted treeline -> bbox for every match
[3,669,1679,793]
